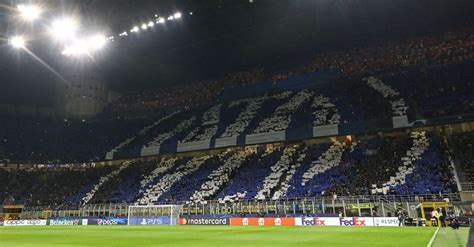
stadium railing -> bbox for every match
[460,182,474,192]
[18,193,460,219]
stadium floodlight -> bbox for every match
[62,34,108,57]
[9,36,25,48]
[50,18,78,41]
[61,40,89,57]
[173,12,182,19]
[17,4,41,21]
[156,17,165,24]
[88,34,107,51]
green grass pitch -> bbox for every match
[0,225,467,247]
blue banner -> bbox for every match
[88,217,128,225]
[128,216,173,225]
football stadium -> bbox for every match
[0,0,473,246]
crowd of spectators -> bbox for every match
[2,131,468,208]
[107,69,266,115]
[301,29,474,77]
[107,29,474,115]
[450,132,474,184]
[1,58,472,164]
[86,160,157,205]
[388,62,474,120]
[0,165,114,208]
[0,30,473,166]
[0,116,155,163]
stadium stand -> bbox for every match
[105,29,474,115]
[450,132,474,184]
[0,131,464,207]
[136,156,212,205]
[0,165,115,207]
[1,34,473,163]
[0,30,473,213]
[2,58,472,163]
[0,116,157,163]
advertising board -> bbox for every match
[0,216,405,227]
[88,217,128,225]
[295,217,339,226]
[295,217,376,226]
[373,217,400,226]
[230,217,295,226]
[47,218,86,226]
[180,217,229,225]
[4,219,47,226]
[128,216,171,225]
[338,217,374,226]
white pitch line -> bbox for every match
[427,227,440,247]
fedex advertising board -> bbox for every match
[295,217,339,226]
[295,217,375,226]
[338,217,374,226]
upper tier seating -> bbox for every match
[107,29,473,115]
[1,31,472,163]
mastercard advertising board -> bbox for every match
[180,217,229,225]
[230,217,295,226]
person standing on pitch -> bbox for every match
[434,209,441,227]
[397,209,405,226]
[430,209,437,227]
